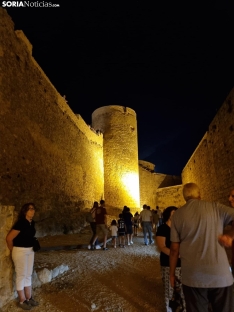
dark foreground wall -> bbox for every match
[182,88,234,204]
[0,8,104,236]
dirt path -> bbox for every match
[2,232,165,312]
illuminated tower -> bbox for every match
[92,106,140,209]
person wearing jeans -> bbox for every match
[140,204,153,245]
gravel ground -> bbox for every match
[2,230,165,312]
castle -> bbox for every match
[0,8,183,237]
[0,8,234,307]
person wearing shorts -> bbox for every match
[92,200,109,250]
[109,219,118,248]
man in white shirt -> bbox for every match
[139,204,154,245]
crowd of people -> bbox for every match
[87,202,137,249]
[86,201,163,249]
[5,186,234,311]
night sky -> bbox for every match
[4,2,234,175]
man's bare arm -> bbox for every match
[219,220,234,247]
[170,242,180,288]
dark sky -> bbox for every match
[4,2,234,175]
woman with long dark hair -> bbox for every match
[6,203,39,310]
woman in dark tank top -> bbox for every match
[6,203,39,310]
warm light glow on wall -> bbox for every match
[121,172,140,206]
[97,153,104,176]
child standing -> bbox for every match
[118,213,126,248]
[109,220,118,248]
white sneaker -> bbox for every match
[130,241,133,244]
[128,243,130,245]
[87,245,91,250]
[95,245,101,249]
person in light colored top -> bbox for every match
[170,183,234,312]
[139,204,153,245]
[109,219,118,248]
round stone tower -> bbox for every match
[92,105,140,210]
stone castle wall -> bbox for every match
[0,8,104,237]
[156,185,185,211]
[0,205,16,307]
[92,106,140,209]
[1,7,234,308]
[139,160,182,209]
[182,88,234,204]
[139,161,158,208]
